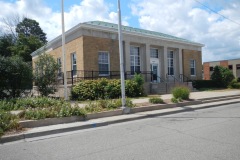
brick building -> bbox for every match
[31,21,204,94]
[203,59,240,80]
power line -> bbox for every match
[194,0,240,26]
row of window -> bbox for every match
[209,64,240,71]
[56,48,196,76]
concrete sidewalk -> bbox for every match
[132,90,240,104]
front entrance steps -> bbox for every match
[150,82,193,94]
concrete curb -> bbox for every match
[1,98,240,144]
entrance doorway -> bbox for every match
[151,63,159,82]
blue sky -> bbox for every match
[0,0,240,62]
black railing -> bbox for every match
[179,74,190,82]
[57,70,154,85]
[57,70,191,85]
[166,74,179,83]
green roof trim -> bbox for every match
[84,21,202,46]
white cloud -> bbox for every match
[0,0,128,41]
[130,0,240,62]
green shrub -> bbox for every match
[171,97,178,103]
[34,54,60,96]
[172,86,190,100]
[0,97,87,120]
[0,110,19,137]
[149,97,164,104]
[0,97,69,111]
[0,56,32,99]
[84,98,135,113]
[71,76,144,100]
[228,79,240,89]
[192,80,220,89]
[23,105,86,120]
[211,66,235,88]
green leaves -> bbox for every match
[16,18,47,44]
[149,97,164,104]
[0,110,20,137]
[211,66,235,88]
[71,74,145,101]
[172,86,190,100]
[0,55,32,98]
[34,54,60,96]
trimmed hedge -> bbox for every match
[71,75,144,100]
[192,80,221,89]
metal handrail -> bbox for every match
[179,74,190,82]
[166,74,179,83]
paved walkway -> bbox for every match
[132,89,240,104]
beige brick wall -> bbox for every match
[82,36,120,71]
[182,49,202,80]
[32,37,84,72]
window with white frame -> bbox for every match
[190,60,196,76]
[57,57,62,75]
[167,51,174,75]
[130,46,140,75]
[98,52,109,75]
[71,53,77,76]
[150,48,158,58]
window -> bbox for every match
[150,48,158,58]
[98,52,109,75]
[190,60,196,76]
[236,64,240,70]
[167,51,174,75]
[57,57,62,77]
[71,53,77,76]
[210,67,213,71]
[130,46,141,75]
[228,65,233,70]
[57,57,62,73]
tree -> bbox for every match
[211,66,235,88]
[0,55,32,99]
[16,18,47,44]
[34,54,60,96]
[10,34,43,62]
[0,34,15,57]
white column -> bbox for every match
[179,48,183,75]
[163,46,168,78]
[124,41,131,73]
[145,44,150,71]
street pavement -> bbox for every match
[1,102,240,160]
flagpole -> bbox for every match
[118,0,128,113]
[61,0,68,100]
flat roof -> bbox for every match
[31,21,204,57]
[203,58,240,63]
[85,21,203,46]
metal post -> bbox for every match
[117,0,128,113]
[61,0,68,100]
[71,70,74,85]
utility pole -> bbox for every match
[118,0,129,113]
[61,0,68,100]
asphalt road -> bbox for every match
[1,103,240,160]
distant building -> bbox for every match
[203,59,240,80]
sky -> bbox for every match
[0,0,239,62]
